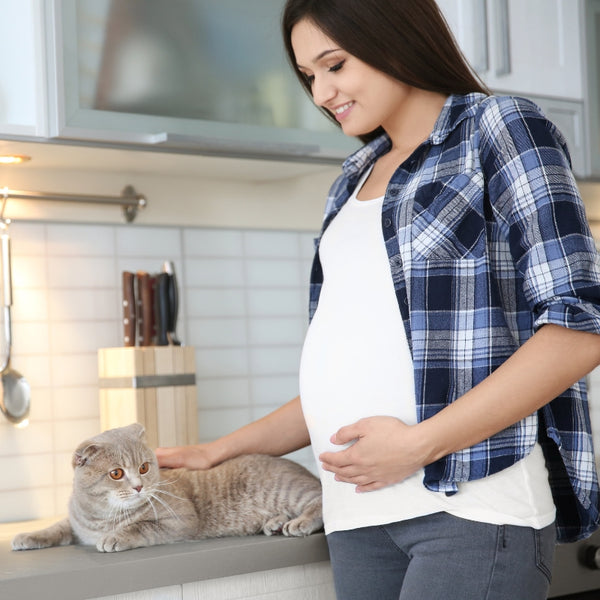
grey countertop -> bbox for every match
[0,519,330,600]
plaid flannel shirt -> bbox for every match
[308,93,600,543]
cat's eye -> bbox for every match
[109,468,124,480]
[139,462,149,475]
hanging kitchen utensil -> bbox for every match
[0,221,30,426]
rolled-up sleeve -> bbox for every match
[478,95,600,335]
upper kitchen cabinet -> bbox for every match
[0,0,47,137]
[437,0,594,178]
[44,0,358,163]
[436,0,584,99]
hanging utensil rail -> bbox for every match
[0,185,147,222]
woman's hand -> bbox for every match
[155,444,215,470]
[319,416,431,492]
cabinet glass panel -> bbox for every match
[54,0,358,161]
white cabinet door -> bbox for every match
[436,0,584,100]
[484,0,583,100]
[0,0,47,136]
[43,0,358,162]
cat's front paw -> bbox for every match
[96,534,134,553]
[263,514,287,536]
[281,515,323,537]
[12,532,52,551]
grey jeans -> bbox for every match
[326,512,556,600]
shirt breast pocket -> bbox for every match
[411,172,486,261]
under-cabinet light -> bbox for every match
[0,155,31,165]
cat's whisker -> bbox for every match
[151,487,188,502]
[147,492,183,523]
[144,496,161,523]
[154,476,183,488]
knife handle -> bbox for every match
[137,271,155,346]
[122,271,136,347]
[155,272,170,346]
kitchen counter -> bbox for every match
[0,518,330,600]
[6,518,600,599]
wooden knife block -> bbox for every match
[98,346,198,449]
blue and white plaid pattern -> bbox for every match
[309,93,600,543]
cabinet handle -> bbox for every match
[493,0,511,76]
[160,133,322,160]
[55,128,169,145]
[472,0,489,73]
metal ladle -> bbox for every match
[0,220,30,426]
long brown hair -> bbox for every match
[282,0,490,143]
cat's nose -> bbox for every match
[133,485,142,493]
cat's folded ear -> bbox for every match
[72,442,101,468]
[127,423,146,439]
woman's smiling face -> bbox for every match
[291,19,415,139]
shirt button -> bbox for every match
[384,218,392,227]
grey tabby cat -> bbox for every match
[12,423,322,553]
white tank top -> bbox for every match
[299,168,556,535]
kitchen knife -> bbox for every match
[163,260,181,345]
[155,272,170,346]
[122,271,136,347]
[136,271,156,346]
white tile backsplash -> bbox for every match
[0,454,54,490]
[47,288,120,320]
[115,226,182,257]
[0,488,57,522]
[12,288,49,321]
[47,256,115,288]
[243,230,301,258]
[187,317,248,347]
[186,288,246,317]
[183,228,244,257]
[196,378,250,409]
[250,376,299,406]
[196,348,249,378]
[247,289,305,316]
[0,221,315,522]
[197,407,253,441]
[15,355,51,388]
[52,386,100,420]
[0,421,53,455]
[11,321,50,354]
[247,317,305,345]
[186,257,245,287]
[11,255,47,288]
[245,258,303,287]
[49,320,119,354]
[46,224,115,256]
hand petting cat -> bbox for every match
[155,443,214,470]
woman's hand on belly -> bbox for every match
[319,416,431,492]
